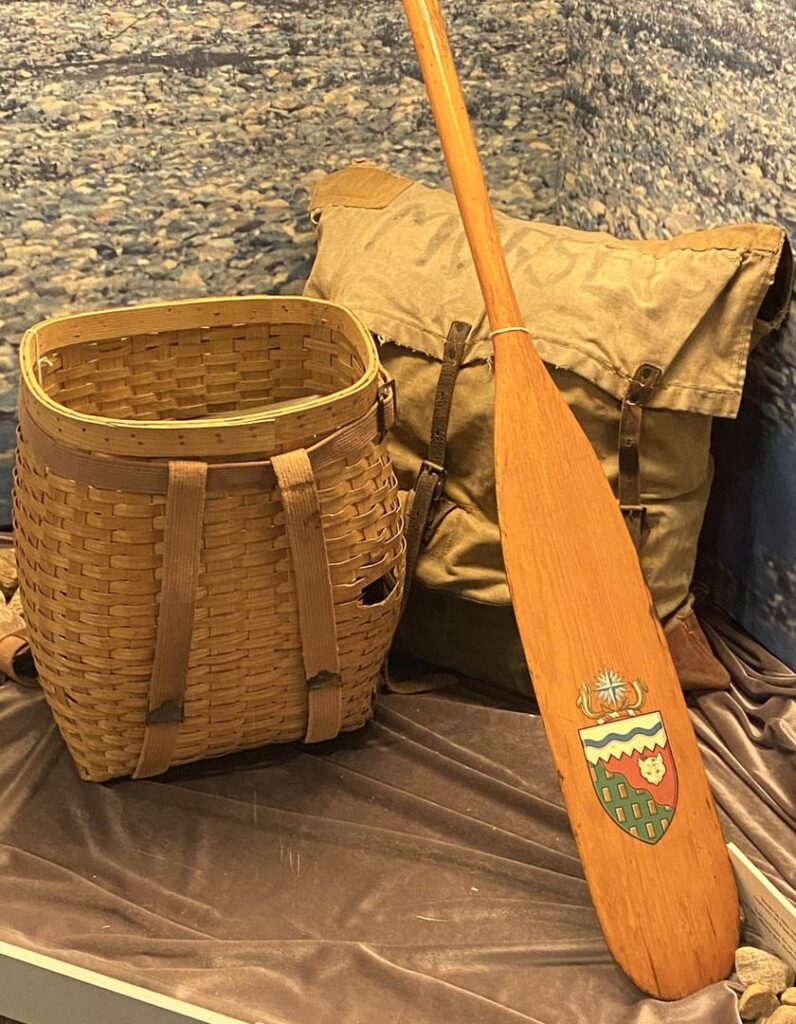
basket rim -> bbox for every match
[19,295,380,457]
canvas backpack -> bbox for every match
[305,164,793,694]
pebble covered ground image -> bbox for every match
[0,2,793,646]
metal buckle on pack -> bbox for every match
[418,458,447,503]
[626,364,663,405]
[376,378,397,441]
[620,503,647,522]
[620,503,647,545]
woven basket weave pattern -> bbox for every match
[14,299,403,782]
[39,324,366,443]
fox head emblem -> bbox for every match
[638,752,666,785]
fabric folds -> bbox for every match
[0,609,792,1023]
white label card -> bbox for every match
[728,843,796,969]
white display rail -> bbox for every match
[0,940,254,1024]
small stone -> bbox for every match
[271,93,304,113]
[178,268,205,293]
[664,212,698,236]
[739,984,779,1021]
[93,243,118,260]
[143,79,164,102]
[51,221,78,239]
[36,281,68,299]
[736,947,795,994]
[121,240,153,256]
[783,990,796,1006]
[769,1007,796,1024]
[20,219,48,238]
[37,97,70,119]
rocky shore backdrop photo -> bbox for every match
[0,0,793,669]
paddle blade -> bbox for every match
[494,335,739,998]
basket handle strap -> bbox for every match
[134,460,207,779]
[272,448,342,743]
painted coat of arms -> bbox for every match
[577,669,678,845]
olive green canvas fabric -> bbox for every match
[305,165,792,693]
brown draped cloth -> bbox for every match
[0,608,792,1024]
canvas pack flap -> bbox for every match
[307,165,792,417]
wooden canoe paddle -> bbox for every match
[401,0,739,1000]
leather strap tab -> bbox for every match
[618,363,662,548]
[403,320,470,605]
[272,448,342,743]
[134,460,207,779]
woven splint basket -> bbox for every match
[13,296,404,782]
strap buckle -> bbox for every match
[620,503,647,545]
[417,458,447,503]
[626,363,663,405]
[376,378,397,441]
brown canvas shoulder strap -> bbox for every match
[384,320,470,697]
[134,461,207,778]
[402,320,471,608]
[272,449,342,743]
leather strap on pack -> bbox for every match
[134,461,207,779]
[272,449,342,743]
[383,321,469,697]
[402,320,470,609]
[618,363,662,547]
